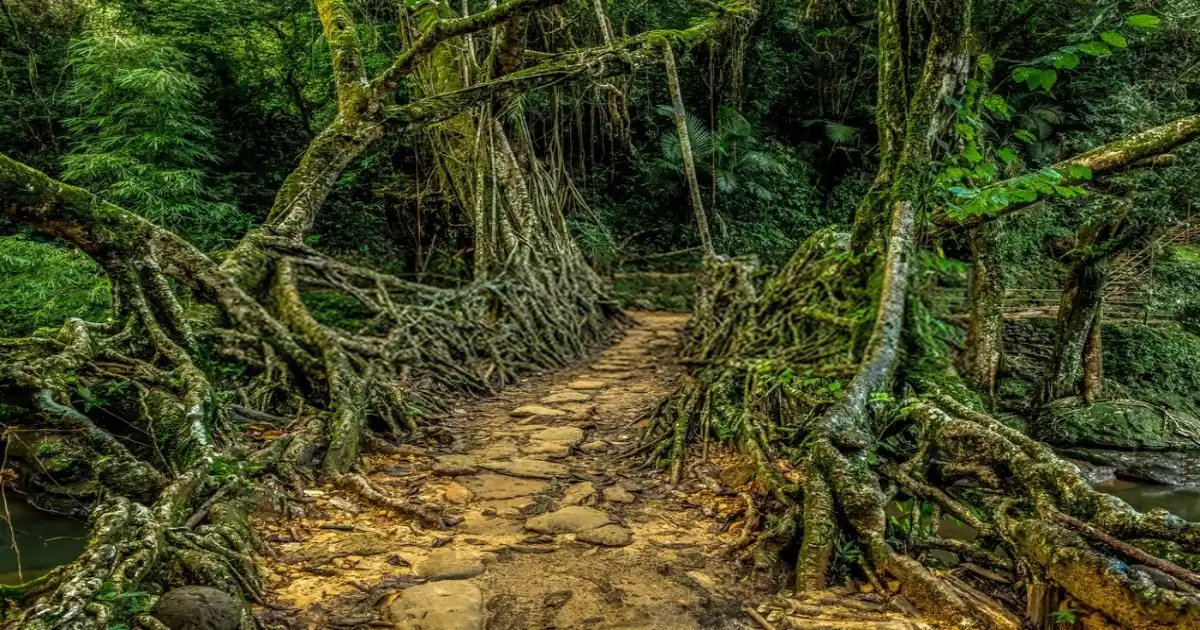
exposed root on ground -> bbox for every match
[645,235,1200,628]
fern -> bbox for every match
[0,236,111,337]
[61,33,246,249]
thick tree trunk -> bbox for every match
[965,225,1005,402]
[1039,256,1109,404]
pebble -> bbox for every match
[443,482,473,505]
[579,440,610,454]
[575,524,633,547]
[388,580,483,630]
[525,506,613,534]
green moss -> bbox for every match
[1037,398,1200,450]
[1103,323,1200,407]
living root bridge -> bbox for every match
[0,150,617,630]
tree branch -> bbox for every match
[932,114,1200,231]
[370,0,561,104]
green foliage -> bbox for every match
[61,32,247,248]
[651,105,788,203]
[1103,323,1200,408]
[0,236,110,337]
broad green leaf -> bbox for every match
[1078,41,1112,57]
[1126,14,1161,29]
[1010,188,1038,203]
[997,147,1019,164]
[1101,31,1128,49]
[1038,69,1058,91]
[983,94,1010,118]
[978,54,995,73]
[1050,51,1080,69]
[1067,163,1093,180]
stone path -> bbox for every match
[255,312,760,630]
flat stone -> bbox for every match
[592,363,633,371]
[567,380,607,391]
[510,405,567,418]
[685,571,718,596]
[522,443,571,458]
[562,482,596,506]
[719,460,756,488]
[540,391,592,404]
[579,440,610,454]
[531,426,585,446]
[459,473,550,500]
[557,403,597,416]
[603,372,635,380]
[525,506,613,534]
[478,496,537,517]
[417,550,485,581]
[602,486,635,504]
[433,455,477,477]
[575,524,633,547]
[482,459,570,479]
[389,580,483,630]
[649,339,674,348]
[443,481,473,505]
[475,442,519,461]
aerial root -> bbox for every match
[335,473,446,528]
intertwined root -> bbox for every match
[645,237,1200,628]
[1,239,617,629]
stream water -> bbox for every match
[1094,480,1200,522]
[0,497,88,585]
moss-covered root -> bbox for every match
[1005,516,1200,629]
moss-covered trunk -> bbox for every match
[966,225,1006,402]
[1040,255,1109,404]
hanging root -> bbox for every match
[1,224,619,628]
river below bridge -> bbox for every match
[0,497,88,584]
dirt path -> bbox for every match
[253,312,931,630]
[254,312,757,630]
